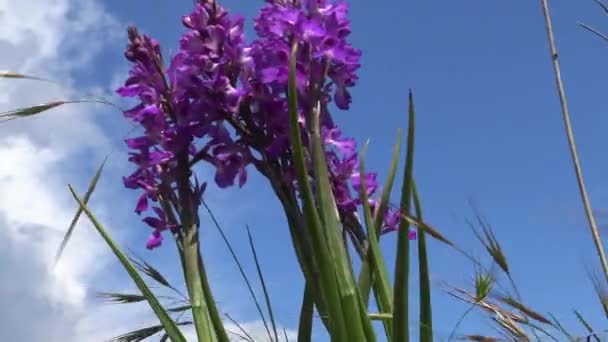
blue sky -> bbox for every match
[3,0,608,341]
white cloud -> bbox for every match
[181,321,297,342]
[0,0,142,340]
[0,0,299,340]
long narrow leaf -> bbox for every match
[202,199,273,339]
[358,141,394,340]
[413,181,433,342]
[359,130,402,304]
[579,23,608,42]
[54,155,108,265]
[246,225,280,342]
[548,313,574,341]
[574,310,599,342]
[373,131,403,233]
[393,90,417,342]
[197,250,230,342]
[287,40,347,341]
[297,283,314,342]
[68,186,186,342]
[310,100,372,341]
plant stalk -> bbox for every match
[540,0,608,285]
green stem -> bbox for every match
[177,153,214,342]
[198,250,229,342]
[297,282,314,342]
[412,182,432,342]
[183,224,214,342]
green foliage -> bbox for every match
[6,1,608,341]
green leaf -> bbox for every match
[68,185,186,342]
[309,101,372,340]
[246,225,280,342]
[393,90,416,342]
[358,141,394,340]
[202,199,273,339]
[286,40,347,341]
[373,131,403,233]
[297,283,314,342]
[54,155,108,266]
[412,182,433,342]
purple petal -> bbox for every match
[146,231,163,250]
[238,167,247,188]
[135,193,149,214]
[125,136,153,149]
[334,86,352,110]
[142,217,164,230]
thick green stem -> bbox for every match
[198,250,230,342]
[183,224,215,342]
[177,154,214,342]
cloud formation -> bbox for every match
[0,0,141,340]
[0,0,299,340]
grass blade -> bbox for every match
[202,199,273,339]
[393,90,417,342]
[548,313,574,341]
[246,225,280,342]
[412,181,433,342]
[579,23,608,42]
[574,310,599,342]
[54,155,108,266]
[358,130,402,310]
[225,313,256,342]
[373,130,403,233]
[68,185,186,342]
[592,0,608,14]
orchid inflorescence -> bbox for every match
[117,0,401,249]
